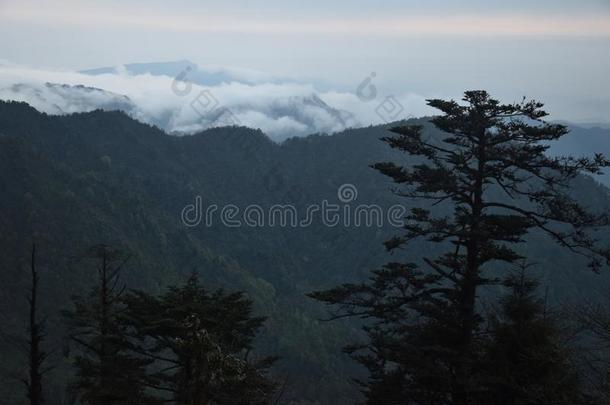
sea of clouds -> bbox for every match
[0,61,433,141]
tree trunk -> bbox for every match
[453,128,486,405]
[28,243,43,405]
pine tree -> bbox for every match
[63,244,150,404]
[312,91,610,404]
[123,273,276,404]
[311,262,459,404]
[482,265,583,404]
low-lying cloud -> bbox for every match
[0,61,433,141]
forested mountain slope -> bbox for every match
[1,101,609,404]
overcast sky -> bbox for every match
[1,0,609,124]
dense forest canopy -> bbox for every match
[1,98,610,404]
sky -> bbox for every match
[0,0,609,125]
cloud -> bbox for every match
[0,62,433,141]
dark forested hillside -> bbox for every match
[1,101,610,404]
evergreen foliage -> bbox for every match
[312,91,610,404]
[63,245,151,404]
[481,267,583,404]
[2,100,610,403]
[122,273,277,404]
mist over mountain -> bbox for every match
[0,82,137,115]
[80,60,300,87]
[3,63,609,186]
[2,0,610,402]
[0,60,433,140]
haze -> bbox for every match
[1,0,609,124]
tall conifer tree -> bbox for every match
[64,244,150,404]
[312,91,610,404]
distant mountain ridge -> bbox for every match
[0,82,136,115]
[0,60,358,140]
[80,60,298,86]
[550,125,610,186]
